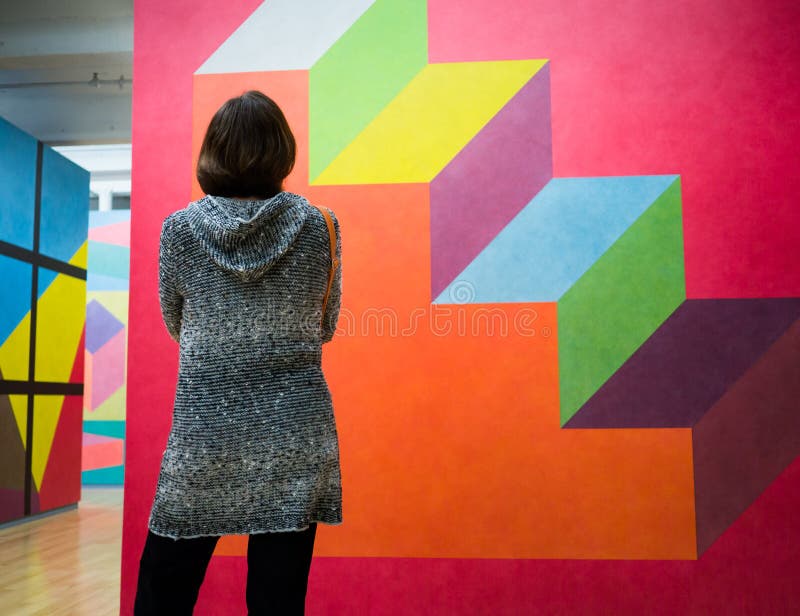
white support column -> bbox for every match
[98,188,113,212]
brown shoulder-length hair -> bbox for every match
[196,90,296,199]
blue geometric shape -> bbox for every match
[433,175,680,304]
[39,147,89,264]
[37,266,59,297]
[87,272,130,291]
[0,117,38,250]
[0,255,32,345]
[87,241,130,280]
[89,210,131,228]
[85,300,125,353]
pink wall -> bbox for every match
[124,1,800,613]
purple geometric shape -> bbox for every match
[564,298,800,428]
[83,432,120,446]
[693,317,800,554]
[29,486,40,514]
[86,299,125,354]
[0,388,25,524]
[0,489,24,523]
[430,61,553,300]
[90,327,127,410]
[0,384,27,524]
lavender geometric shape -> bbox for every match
[85,299,125,354]
[430,61,553,300]
[564,298,800,428]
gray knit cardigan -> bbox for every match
[147,191,343,538]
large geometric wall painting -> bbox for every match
[0,116,89,524]
[190,0,800,561]
[82,210,130,485]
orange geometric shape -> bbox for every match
[82,434,125,470]
[190,167,697,559]
[191,68,697,560]
[192,71,310,201]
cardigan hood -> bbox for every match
[186,192,310,282]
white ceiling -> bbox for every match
[0,0,133,145]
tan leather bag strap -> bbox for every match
[313,205,339,322]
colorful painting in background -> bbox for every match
[125,1,800,614]
[0,115,89,525]
[82,210,130,485]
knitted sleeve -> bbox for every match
[158,214,184,343]
[321,209,342,344]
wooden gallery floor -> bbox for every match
[0,487,123,615]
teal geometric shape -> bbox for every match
[88,242,130,280]
[84,420,126,439]
[82,465,125,485]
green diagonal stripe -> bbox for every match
[558,177,686,425]
[309,0,428,183]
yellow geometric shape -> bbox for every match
[69,239,88,269]
[312,60,548,185]
[0,312,30,381]
[86,383,127,420]
[32,395,64,491]
[9,394,28,448]
[35,272,86,382]
[87,290,130,323]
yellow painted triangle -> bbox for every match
[69,239,88,269]
[35,273,86,382]
[87,291,130,323]
[32,395,64,491]
[312,59,547,185]
[0,312,31,381]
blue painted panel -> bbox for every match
[89,210,131,228]
[0,117,37,249]
[39,147,89,263]
[434,175,679,304]
[87,272,130,291]
[37,267,59,298]
[0,254,32,345]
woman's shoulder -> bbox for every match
[299,198,339,231]
[166,204,199,229]
[159,207,193,250]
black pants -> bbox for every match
[134,524,317,615]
